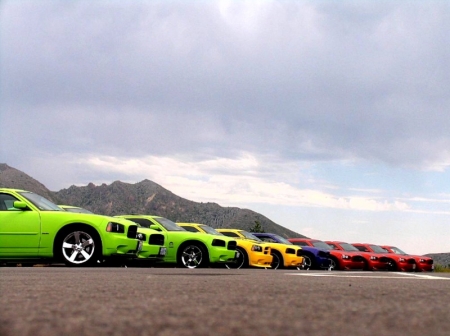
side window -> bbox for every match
[182,226,200,233]
[0,193,19,211]
[125,218,152,228]
[260,237,276,243]
[354,246,368,252]
[220,232,240,238]
[328,244,338,250]
[292,241,308,247]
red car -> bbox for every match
[326,241,391,271]
[352,243,416,272]
[381,245,434,272]
[289,238,365,270]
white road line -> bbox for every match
[286,272,450,280]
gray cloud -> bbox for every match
[1,1,449,169]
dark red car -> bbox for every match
[326,241,391,271]
[288,238,365,270]
[381,245,434,272]
[352,243,416,272]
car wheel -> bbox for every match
[225,247,247,269]
[387,259,397,271]
[329,258,339,270]
[59,228,99,267]
[178,243,206,269]
[362,259,370,271]
[270,251,283,270]
[301,254,314,270]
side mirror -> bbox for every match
[150,224,162,231]
[10,201,29,211]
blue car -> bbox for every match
[252,233,332,270]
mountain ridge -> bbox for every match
[0,163,306,238]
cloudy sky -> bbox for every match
[1,0,449,255]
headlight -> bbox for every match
[212,239,226,247]
[399,258,405,262]
[106,222,125,233]
[341,255,350,259]
[370,256,378,260]
[252,245,263,252]
[419,259,425,262]
[136,233,146,241]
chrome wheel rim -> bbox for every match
[181,245,203,268]
[270,253,281,270]
[62,231,95,264]
[329,258,336,270]
[303,255,312,269]
[225,250,245,269]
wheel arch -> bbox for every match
[53,223,103,258]
[177,239,210,262]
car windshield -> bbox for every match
[339,243,360,252]
[19,192,63,211]
[370,245,388,253]
[200,225,224,236]
[388,246,407,254]
[312,241,332,250]
[269,234,293,245]
[240,231,263,241]
[154,217,186,231]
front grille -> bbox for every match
[212,239,226,247]
[427,259,434,265]
[264,247,270,254]
[407,259,416,264]
[297,250,303,257]
[379,256,390,263]
[286,248,295,254]
[227,241,237,250]
[352,255,364,262]
[127,225,138,238]
[318,251,330,258]
[149,234,165,246]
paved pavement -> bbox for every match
[1,267,449,336]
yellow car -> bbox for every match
[217,229,304,270]
[178,223,272,269]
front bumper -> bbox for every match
[209,247,239,264]
[106,239,143,260]
[283,254,304,268]
[340,259,365,270]
[138,246,167,260]
[248,252,273,268]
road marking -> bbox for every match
[287,272,450,280]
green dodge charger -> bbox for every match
[0,188,142,266]
[117,215,238,268]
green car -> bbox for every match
[58,204,167,265]
[116,215,238,268]
[133,227,167,264]
[0,188,142,266]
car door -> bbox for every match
[0,192,41,256]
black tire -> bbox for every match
[57,226,101,267]
[270,251,284,270]
[300,253,316,270]
[362,259,370,271]
[177,243,208,269]
[329,257,339,270]
[387,259,397,271]
[225,247,247,269]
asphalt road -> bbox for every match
[1,267,449,336]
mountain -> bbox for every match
[54,180,305,238]
[0,163,306,238]
[425,253,450,267]
[0,164,58,202]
